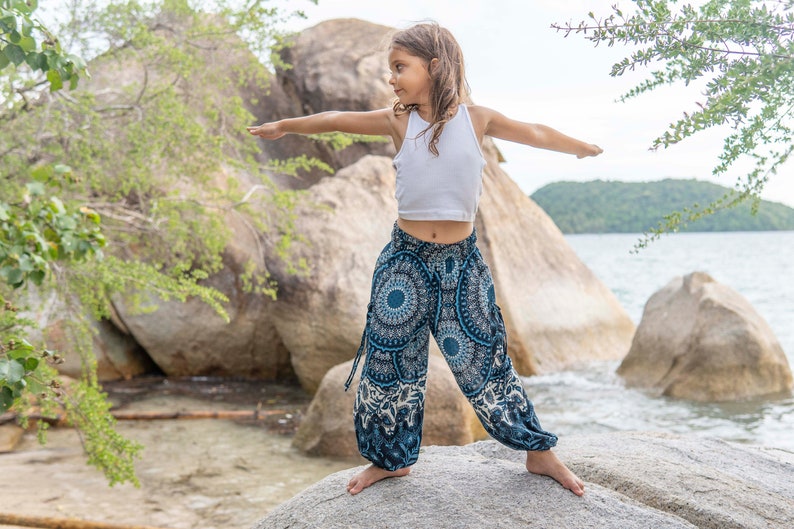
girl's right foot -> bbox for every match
[346,464,412,495]
[525,449,585,496]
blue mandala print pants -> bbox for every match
[344,223,558,471]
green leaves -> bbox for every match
[0,358,26,385]
[0,336,41,412]
[0,0,315,487]
[0,0,88,93]
[3,43,25,65]
[553,0,794,237]
[1,173,106,290]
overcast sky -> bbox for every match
[42,0,794,207]
[270,0,794,208]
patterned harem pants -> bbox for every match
[344,223,557,471]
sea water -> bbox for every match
[523,231,794,451]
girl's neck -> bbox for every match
[415,104,432,123]
[416,103,459,123]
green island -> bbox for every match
[530,178,794,234]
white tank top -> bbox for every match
[393,104,486,222]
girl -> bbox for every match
[247,22,600,497]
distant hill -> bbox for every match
[530,179,794,234]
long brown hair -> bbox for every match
[390,22,470,156]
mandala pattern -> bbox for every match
[370,252,433,350]
[457,251,498,345]
[350,224,557,471]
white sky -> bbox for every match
[275,0,794,208]
[41,0,794,207]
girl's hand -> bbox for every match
[577,144,603,159]
[247,121,285,140]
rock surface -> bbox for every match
[257,18,397,189]
[21,289,153,381]
[266,156,398,392]
[618,271,793,401]
[474,144,635,374]
[111,211,294,379]
[255,432,794,529]
[0,424,24,453]
[292,355,488,458]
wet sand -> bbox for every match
[0,378,361,529]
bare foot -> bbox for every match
[525,450,585,496]
[346,464,411,495]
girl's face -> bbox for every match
[387,46,433,108]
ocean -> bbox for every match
[523,231,794,451]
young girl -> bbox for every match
[248,22,600,497]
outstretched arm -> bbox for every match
[247,108,395,140]
[473,106,603,158]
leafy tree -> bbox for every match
[0,0,140,485]
[553,0,794,246]
[1,0,319,486]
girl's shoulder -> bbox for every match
[463,104,497,141]
[379,106,410,148]
[465,104,498,122]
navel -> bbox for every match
[432,232,437,239]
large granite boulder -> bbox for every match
[266,155,397,392]
[20,290,153,381]
[618,272,793,401]
[256,432,794,529]
[474,146,635,374]
[251,18,396,189]
[274,147,634,392]
[292,355,488,458]
[0,424,25,453]
[111,211,294,379]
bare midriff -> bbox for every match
[397,218,474,244]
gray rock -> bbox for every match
[255,432,794,529]
[253,18,397,190]
[111,212,293,379]
[475,143,635,374]
[476,432,794,529]
[0,424,24,453]
[21,289,153,381]
[618,271,793,401]
[267,155,398,392]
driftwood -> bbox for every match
[0,512,172,529]
[107,409,287,420]
[0,408,289,426]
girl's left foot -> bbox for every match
[525,449,585,496]
[346,464,411,495]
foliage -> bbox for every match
[1,0,323,486]
[531,178,794,237]
[307,132,391,151]
[64,374,143,487]
[553,0,794,246]
[0,0,88,91]
[1,0,142,485]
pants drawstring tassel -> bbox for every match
[345,303,372,391]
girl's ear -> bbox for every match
[428,58,439,77]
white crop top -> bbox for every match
[393,104,486,222]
